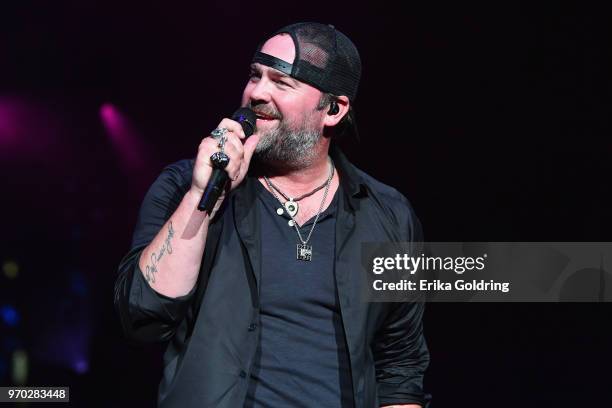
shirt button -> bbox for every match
[248,323,257,331]
[239,370,247,378]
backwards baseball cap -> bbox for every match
[253,22,362,102]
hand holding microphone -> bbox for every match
[192,108,258,214]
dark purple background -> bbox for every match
[1,1,611,406]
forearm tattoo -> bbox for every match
[144,221,175,283]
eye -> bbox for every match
[248,70,261,81]
[274,78,291,87]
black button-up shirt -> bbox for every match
[114,146,431,407]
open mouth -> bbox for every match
[254,111,279,122]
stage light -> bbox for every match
[73,359,89,374]
[99,103,121,132]
[2,260,19,279]
[0,99,21,146]
[0,97,57,157]
[11,350,28,385]
[99,102,146,170]
[0,305,19,327]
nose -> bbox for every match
[247,78,272,105]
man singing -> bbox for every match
[115,22,430,407]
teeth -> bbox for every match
[255,112,275,120]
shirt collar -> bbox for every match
[237,144,367,213]
[329,143,368,212]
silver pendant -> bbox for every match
[284,199,299,217]
[296,243,312,261]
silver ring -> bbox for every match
[210,151,230,169]
[211,127,228,139]
[217,134,227,153]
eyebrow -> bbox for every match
[250,63,300,87]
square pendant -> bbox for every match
[296,243,313,261]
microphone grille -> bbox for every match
[232,108,257,137]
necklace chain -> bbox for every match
[263,158,334,246]
[265,166,334,202]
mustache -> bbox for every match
[247,102,282,120]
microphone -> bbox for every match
[197,108,257,214]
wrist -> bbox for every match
[186,187,225,220]
[185,188,208,215]
[189,185,205,197]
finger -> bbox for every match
[242,134,261,168]
[198,135,219,152]
[230,167,241,184]
[236,157,247,183]
[225,132,244,181]
[225,160,241,182]
[223,131,244,157]
[221,141,243,181]
[197,137,220,165]
[216,118,246,139]
[191,137,221,192]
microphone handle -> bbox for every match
[197,168,230,214]
[196,107,256,215]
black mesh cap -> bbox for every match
[253,22,362,102]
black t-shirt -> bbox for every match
[244,181,354,408]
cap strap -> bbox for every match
[252,52,293,76]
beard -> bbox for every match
[253,109,323,170]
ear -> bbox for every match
[323,95,350,127]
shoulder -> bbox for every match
[349,164,423,242]
[333,145,414,214]
[347,160,415,213]
[130,159,195,248]
[356,167,411,206]
[160,158,195,184]
[138,159,196,214]
[144,159,195,195]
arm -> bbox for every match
[374,301,430,408]
[376,196,430,407]
[137,188,209,298]
[139,119,258,298]
[113,165,209,342]
[114,119,259,342]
